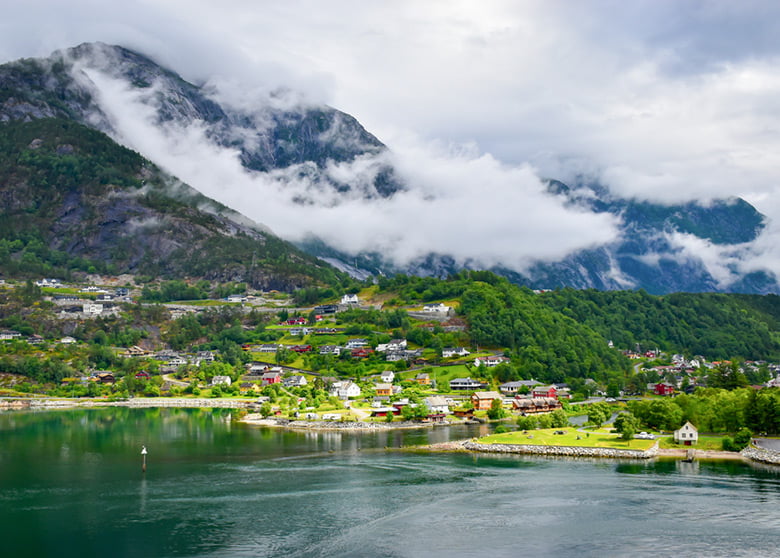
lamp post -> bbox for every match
[141,445,147,473]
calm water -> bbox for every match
[1,408,779,557]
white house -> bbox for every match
[35,278,63,288]
[211,375,232,387]
[673,421,699,446]
[473,355,510,367]
[59,336,77,344]
[319,345,341,356]
[387,339,407,351]
[442,347,470,358]
[341,294,359,305]
[0,330,22,341]
[424,396,450,415]
[380,370,395,383]
[423,302,451,313]
[83,303,103,316]
[330,380,361,399]
[284,375,308,387]
[227,294,247,303]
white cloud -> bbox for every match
[76,65,620,272]
[4,0,780,283]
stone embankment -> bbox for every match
[742,445,780,466]
[463,440,658,459]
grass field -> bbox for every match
[479,428,657,451]
[658,435,726,451]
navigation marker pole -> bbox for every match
[141,445,148,473]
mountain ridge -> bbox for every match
[1,42,776,294]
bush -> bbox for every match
[517,415,537,430]
[487,398,507,420]
[723,428,753,452]
[494,425,509,434]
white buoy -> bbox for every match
[141,445,148,473]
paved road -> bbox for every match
[755,438,780,451]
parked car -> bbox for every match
[635,432,655,439]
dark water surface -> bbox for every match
[1,408,779,557]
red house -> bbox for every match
[654,382,675,396]
[135,371,151,380]
[531,385,558,399]
[261,371,282,385]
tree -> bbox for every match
[549,409,569,428]
[613,412,641,440]
[587,402,612,427]
[487,398,507,420]
[517,415,537,430]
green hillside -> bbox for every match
[0,118,343,290]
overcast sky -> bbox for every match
[4,1,780,281]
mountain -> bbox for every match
[0,117,342,289]
[1,43,776,294]
[505,180,774,294]
[0,43,401,201]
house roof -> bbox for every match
[676,421,698,432]
[472,391,502,400]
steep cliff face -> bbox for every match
[0,118,341,290]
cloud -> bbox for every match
[5,0,780,283]
[79,65,619,272]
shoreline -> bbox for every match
[0,397,255,410]
[240,414,448,431]
[656,447,746,461]
[1,399,773,465]
[419,439,748,461]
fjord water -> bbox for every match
[1,409,779,557]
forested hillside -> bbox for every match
[538,289,780,360]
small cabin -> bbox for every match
[674,421,698,446]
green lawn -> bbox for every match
[479,428,657,451]
[658,435,726,451]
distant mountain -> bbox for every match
[511,180,773,294]
[303,180,775,295]
[1,43,775,294]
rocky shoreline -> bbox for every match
[462,440,658,459]
[421,439,753,462]
[741,445,780,465]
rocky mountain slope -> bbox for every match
[1,43,775,293]
[0,117,342,289]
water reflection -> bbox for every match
[2,408,780,558]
